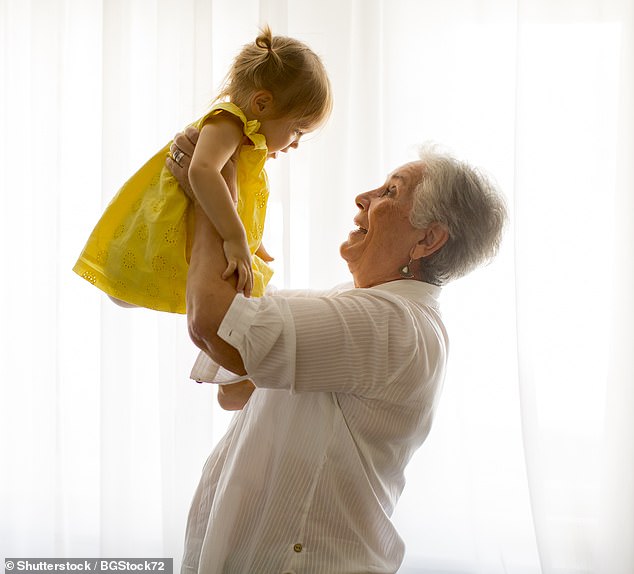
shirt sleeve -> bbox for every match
[189,284,354,384]
[265,282,354,298]
[217,289,427,398]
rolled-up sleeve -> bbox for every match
[218,294,298,391]
[217,289,427,397]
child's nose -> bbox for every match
[282,141,299,153]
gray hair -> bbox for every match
[409,146,508,286]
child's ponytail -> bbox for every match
[254,25,284,73]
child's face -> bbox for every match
[258,117,306,158]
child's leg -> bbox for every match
[255,243,274,262]
[108,295,138,308]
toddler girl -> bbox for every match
[73,27,332,311]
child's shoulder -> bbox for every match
[192,102,247,137]
[205,102,248,126]
[194,101,267,152]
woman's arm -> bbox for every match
[187,200,255,410]
[186,200,246,375]
[168,128,252,409]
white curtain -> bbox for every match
[1,1,632,572]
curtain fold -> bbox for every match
[1,1,632,572]
[599,5,634,572]
[514,1,634,573]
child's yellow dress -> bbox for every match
[73,102,273,313]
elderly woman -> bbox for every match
[168,129,506,574]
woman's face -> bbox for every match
[340,161,427,288]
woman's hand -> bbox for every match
[166,126,199,199]
[217,380,256,410]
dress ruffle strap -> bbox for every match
[208,102,268,151]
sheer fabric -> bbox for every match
[1,1,632,572]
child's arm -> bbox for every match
[188,114,254,297]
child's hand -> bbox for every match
[222,238,254,297]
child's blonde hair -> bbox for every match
[218,26,333,130]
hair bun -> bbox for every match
[255,26,273,52]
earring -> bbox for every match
[399,259,414,279]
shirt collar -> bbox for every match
[369,279,442,309]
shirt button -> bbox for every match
[293,543,303,553]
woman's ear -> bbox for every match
[250,90,274,116]
[410,222,449,260]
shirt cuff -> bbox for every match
[189,350,219,383]
[217,293,262,350]
[189,349,252,385]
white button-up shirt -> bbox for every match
[182,280,448,574]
